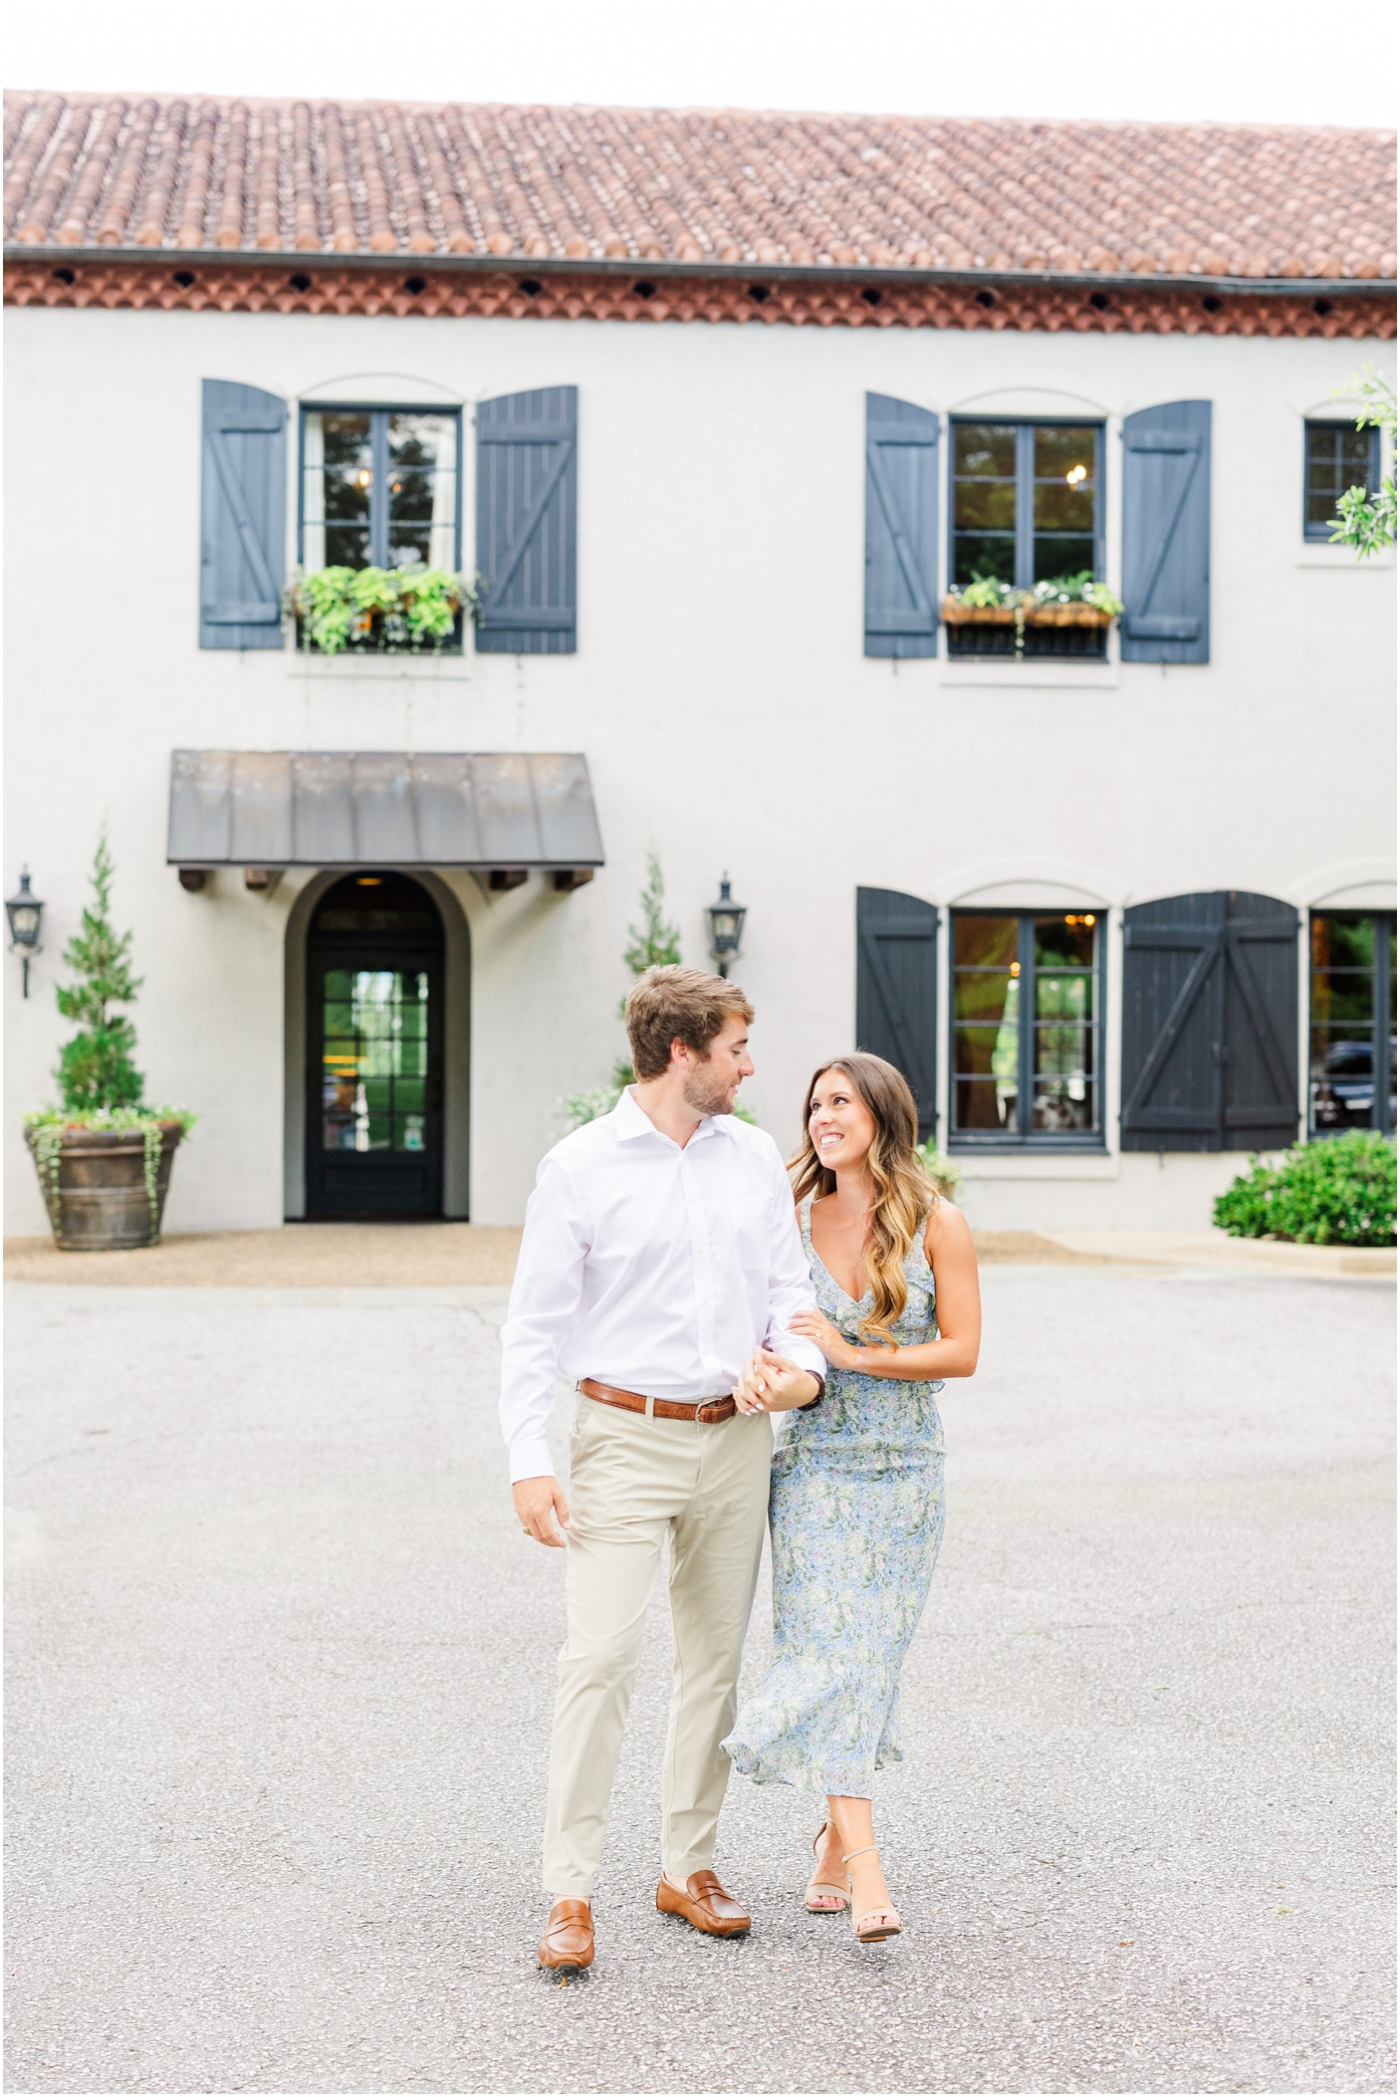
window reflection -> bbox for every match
[321,969,430,1153]
[1309,911,1396,1133]
[302,410,458,571]
[951,421,1100,588]
[1303,422,1379,540]
[953,912,1099,1141]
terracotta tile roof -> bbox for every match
[4,91,1395,280]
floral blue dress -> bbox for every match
[723,1196,946,1798]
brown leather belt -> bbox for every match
[579,1377,737,1425]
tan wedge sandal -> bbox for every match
[843,1844,903,1942]
[804,1821,850,1913]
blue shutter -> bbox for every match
[1120,400,1210,664]
[1121,892,1226,1149]
[475,387,577,654]
[200,380,286,650]
[1122,890,1298,1151]
[856,887,939,1138]
[864,394,939,659]
[1220,892,1300,1149]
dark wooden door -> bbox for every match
[1121,889,1298,1151]
[305,873,445,1218]
[856,887,939,1139]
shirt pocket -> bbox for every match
[728,1195,772,1266]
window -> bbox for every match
[1309,912,1396,1135]
[951,912,1102,1146]
[1303,421,1381,541]
[949,421,1105,656]
[300,407,460,571]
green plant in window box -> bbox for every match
[943,572,1124,657]
[287,566,482,655]
[22,828,195,1250]
[1212,1133,1396,1247]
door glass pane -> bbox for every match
[952,423,1017,585]
[321,969,431,1152]
[387,414,458,570]
[1031,914,1098,1131]
[1033,425,1097,583]
[953,916,1020,1129]
[1310,913,1376,1133]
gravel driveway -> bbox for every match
[4,1267,1394,2094]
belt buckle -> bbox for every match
[696,1396,729,1425]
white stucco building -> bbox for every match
[5,95,1395,1235]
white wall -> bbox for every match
[5,306,1394,1233]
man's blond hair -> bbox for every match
[625,966,755,1081]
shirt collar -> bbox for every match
[613,1086,724,1146]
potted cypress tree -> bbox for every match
[23,828,193,1250]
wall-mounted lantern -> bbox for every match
[706,874,747,979]
[6,868,45,997]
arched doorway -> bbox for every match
[305,872,445,1217]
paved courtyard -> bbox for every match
[4,1265,1395,2094]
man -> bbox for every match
[501,965,826,1974]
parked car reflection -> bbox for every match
[1310,1037,1397,1130]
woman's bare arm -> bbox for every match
[788,1200,981,1382]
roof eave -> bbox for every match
[6,243,1395,301]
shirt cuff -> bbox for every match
[779,1331,828,1382]
[508,1435,557,1485]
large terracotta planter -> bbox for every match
[26,1124,183,1250]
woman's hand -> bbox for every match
[732,1349,821,1413]
[788,1309,863,1373]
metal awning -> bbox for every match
[167,750,604,869]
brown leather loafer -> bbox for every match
[655,1870,751,1937]
[537,1897,595,1972]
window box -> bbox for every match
[943,599,1112,629]
[942,583,1119,659]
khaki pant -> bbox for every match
[542,1394,773,1899]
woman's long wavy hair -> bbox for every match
[789,1052,937,1345]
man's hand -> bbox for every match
[732,1349,820,1414]
[514,1475,570,1547]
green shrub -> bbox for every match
[1212,1133,1396,1247]
[914,1140,962,1203]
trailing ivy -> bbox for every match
[24,1107,197,1242]
[287,566,482,655]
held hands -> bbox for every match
[788,1308,864,1373]
[732,1349,820,1415]
[513,1475,570,1547]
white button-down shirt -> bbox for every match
[499,1088,824,1482]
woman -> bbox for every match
[723,1053,981,1943]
